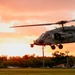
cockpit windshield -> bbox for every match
[39,33,45,39]
[39,32,52,40]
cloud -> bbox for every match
[0,0,75,12]
[0,0,74,22]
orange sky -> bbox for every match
[0,0,75,57]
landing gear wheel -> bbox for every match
[30,44,34,48]
[58,44,63,49]
[51,45,56,50]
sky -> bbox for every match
[0,0,75,57]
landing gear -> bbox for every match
[51,45,56,50]
[50,44,63,50]
[30,44,63,49]
[58,44,63,49]
[30,44,34,48]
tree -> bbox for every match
[52,51,66,66]
[0,55,7,68]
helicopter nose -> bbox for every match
[34,39,44,45]
[39,40,44,44]
[34,40,38,44]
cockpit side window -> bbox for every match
[40,33,51,40]
[44,33,51,39]
[40,33,45,39]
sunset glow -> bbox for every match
[0,0,75,57]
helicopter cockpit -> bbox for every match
[37,32,52,43]
[35,33,45,44]
[34,32,50,45]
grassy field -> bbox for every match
[0,68,75,75]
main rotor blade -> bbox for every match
[55,19,75,24]
[10,23,55,28]
[10,19,75,28]
[67,19,75,22]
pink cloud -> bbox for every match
[0,0,75,12]
[0,0,75,22]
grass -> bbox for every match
[0,68,75,75]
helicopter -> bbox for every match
[11,19,75,50]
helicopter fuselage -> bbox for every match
[31,25,75,50]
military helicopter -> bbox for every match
[11,19,75,50]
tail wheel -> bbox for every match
[30,44,34,48]
[58,44,63,49]
[51,45,56,50]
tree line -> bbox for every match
[0,51,75,68]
